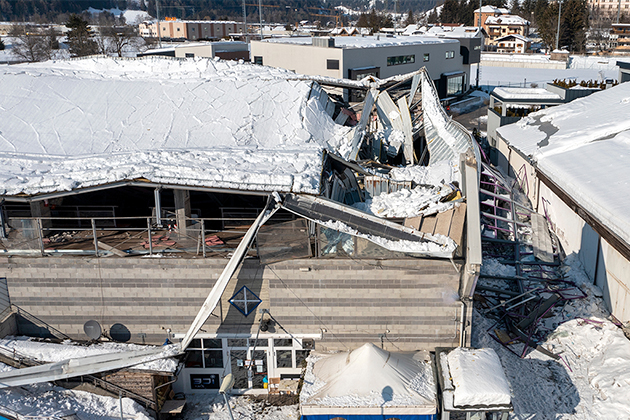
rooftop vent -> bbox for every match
[312,36,335,48]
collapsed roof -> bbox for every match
[0,57,349,196]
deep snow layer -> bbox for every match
[0,337,179,372]
[496,82,630,250]
[476,254,630,419]
[0,57,350,196]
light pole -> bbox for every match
[475,0,482,88]
[555,0,562,51]
[156,0,162,48]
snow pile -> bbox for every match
[496,82,630,249]
[474,256,630,419]
[445,347,511,407]
[183,394,299,420]
[318,219,456,257]
[0,337,179,372]
[0,56,351,196]
[301,343,436,408]
[389,159,460,186]
[353,184,459,218]
[0,363,153,420]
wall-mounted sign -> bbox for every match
[190,373,220,389]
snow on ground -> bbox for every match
[0,337,179,372]
[181,394,299,420]
[0,363,154,420]
[475,254,630,419]
[474,54,619,89]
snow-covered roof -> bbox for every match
[474,5,509,14]
[0,57,350,197]
[441,347,511,408]
[492,87,562,101]
[496,82,630,248]
[494,34,531,43]
[263,35,457,48]
[403,24,482,38]
[486,15,530,26]
[0,337,179,373]
[300,343,436,415]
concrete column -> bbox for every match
[174,189,192,238]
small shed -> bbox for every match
[435,347,512,420]
[300,343,437,420]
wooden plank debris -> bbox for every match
[531,213,554,263]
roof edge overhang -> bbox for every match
[1,180,274,203]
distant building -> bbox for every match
[612,23,630,54]
[493,34,531,53]
[138,41,249,61]
[138,20,244,41]
[251,35,472,100]
[588,0,629,17]
[474,6,529,46]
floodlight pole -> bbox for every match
[156,0,162,48]
[475,0,482,88]
[242,0,248,41]
[259,0,263,40]
[555,0,562,51]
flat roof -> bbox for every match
[262,35,457,49]
[496,83,630,249]
[492,87,562,101]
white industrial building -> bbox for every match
[250,35,473,100]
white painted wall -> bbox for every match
[250,41,344,78]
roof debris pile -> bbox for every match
[475,161,588,361]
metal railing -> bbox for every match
[0,214,260,258]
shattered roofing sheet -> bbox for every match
[0,57,350,196]
[496,83,630,248]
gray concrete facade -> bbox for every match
[0,256,462,351]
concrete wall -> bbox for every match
[341,41,463,81]
[250,39,466,85]
[0,256,463,351]
[481,57,567,69]
[250,41,344,78]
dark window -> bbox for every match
[387,55,415,66]
[204,350,224,368]
[203,339,222,348]
[185,53,194,58]
[254,56,263,65]
[276,350,292,368]
[327,59,339,70]
[228,338,248,347]
[274,339,293,347]
[185,350,203,367]
[296,350,310,367]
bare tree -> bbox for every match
[96,24,143,57]
[9,24,56,62]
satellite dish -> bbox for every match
[83,320,102,340]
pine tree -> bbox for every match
[405,9,415,26]
[66,14,99,57]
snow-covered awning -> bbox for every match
[300,343,437,419]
